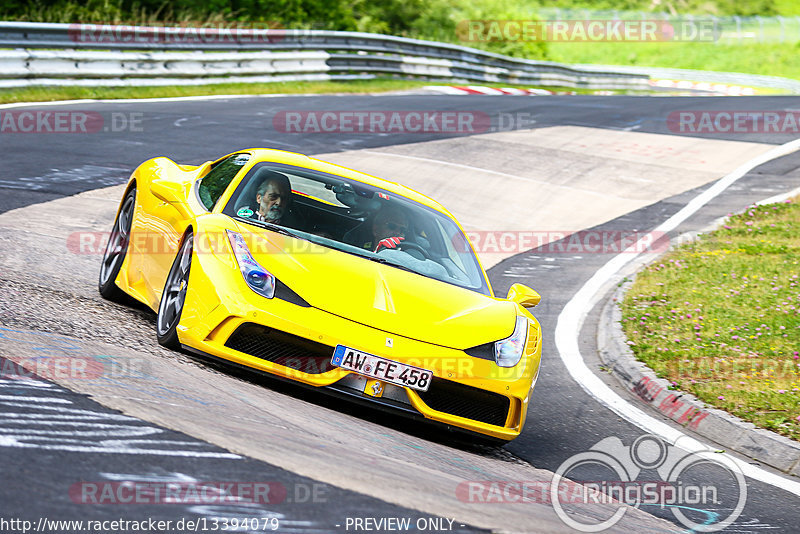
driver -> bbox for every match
[371,206,408,253]
[252,171,302,228]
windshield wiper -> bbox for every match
[367,256,416,273]
[245,218,305,240]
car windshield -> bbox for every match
[222,162,490,295]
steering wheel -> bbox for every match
[398,240,431,259]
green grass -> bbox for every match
[0,78,615,104]
[5,0,800,82]
[548,41,800,80]
[0,78,433,104]
[537,0,800,16]
[3,0,800,92]
[621,197,800,440]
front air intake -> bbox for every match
[417,378,510,427]
[225,323,335,375]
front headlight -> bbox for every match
[494,315,528,367]
[226,230,275,299]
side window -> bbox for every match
[198,153,250,210]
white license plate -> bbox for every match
[331,345,432,392]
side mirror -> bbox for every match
[507,283,541,308]
[194,160,213,177]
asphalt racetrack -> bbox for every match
[1,93,799,533]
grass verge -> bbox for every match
[0,78,433,105]
[621,196,800,440]
[549,41,800,82]
[0,77,611,105]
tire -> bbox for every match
[156,232,193,349]
[99,187,136,302]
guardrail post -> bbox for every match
[735,16,742,44]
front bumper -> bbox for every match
[177,243,542,441]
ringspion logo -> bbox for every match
[551,435,746,532]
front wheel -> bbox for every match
[156,232,193,349]
[99,187,136,302]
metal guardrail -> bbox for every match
[576,64,800,94]
[0,21,651,89]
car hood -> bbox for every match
[239,224,516,350]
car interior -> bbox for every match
[225,164,485,293]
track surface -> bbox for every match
[0,354,486,533]
[3,95,798,214]
[499,152,800,531]
[2,94,800,532]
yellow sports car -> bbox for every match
[99,149,543,442]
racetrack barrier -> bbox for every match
[0,21,650,89]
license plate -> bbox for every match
[331,345,432,392]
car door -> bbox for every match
[145,153,251,305]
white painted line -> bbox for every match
[465,85,504,95]
[0,414,146,432]
[0,398,244,458]
[0,441,242,457]
[422,85,470,95]
[554,136,800,496]
[0,93,312,110]
[0,413,135,420]
[0,395,71,403]
[0,380,52,388]
[527,89,556,95]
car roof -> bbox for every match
[238,148,454,218]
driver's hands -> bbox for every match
[375,236,404,253]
